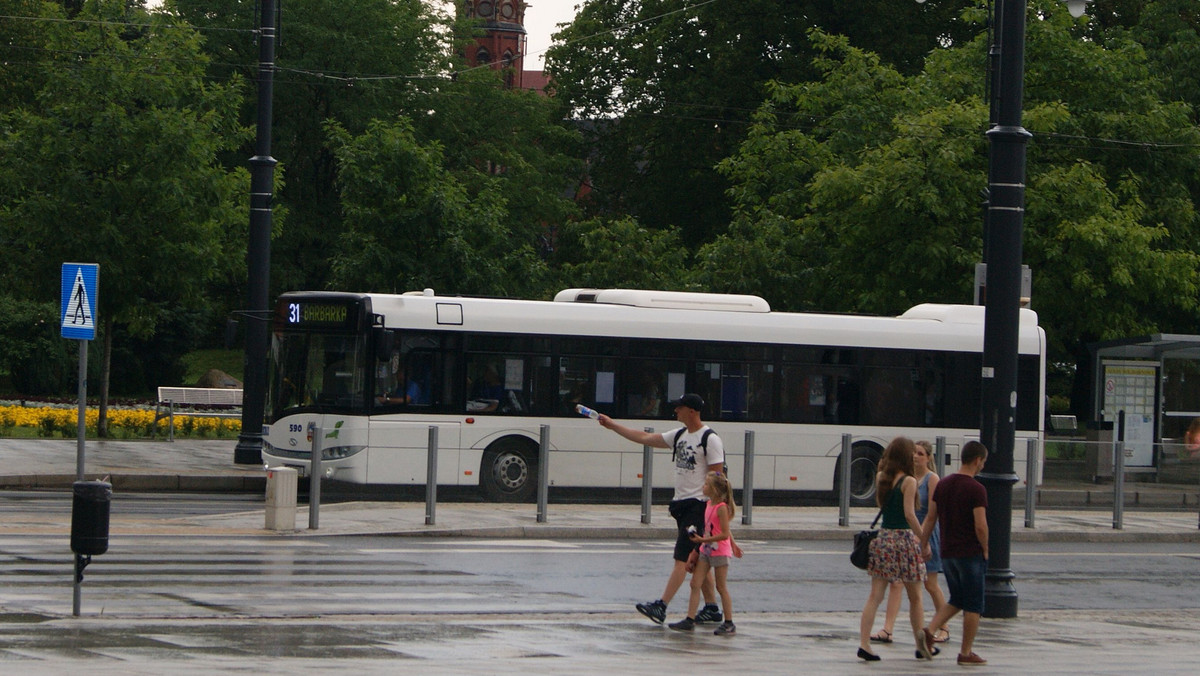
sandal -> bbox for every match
[869,629,893,643]
[934,627,950,643]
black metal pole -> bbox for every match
[977,0,1028,619]
[234,0,278,465]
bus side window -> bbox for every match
[558,356,617,417]
[833,376,860,424]
[530,356,555,416]
[406,352,433,406]
[467,356,531,414]
[625,360,671,418]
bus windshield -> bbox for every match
[266,330,367,421]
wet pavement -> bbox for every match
[1,437,1197,540]
[5,609,1199,676]
[1,438,1199,673]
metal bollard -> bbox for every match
[308,423,322,530]
[426,425,438,526]
[1024,437,1038,528]
[935,436,947,477]
[537,425,550,523]
[838,433,851,527]
[1114,411,1126,530]
[742,430,754,526]
[641,427,654,525]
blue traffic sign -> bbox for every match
[61,263,99,340]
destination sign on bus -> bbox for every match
[284,301,351,327]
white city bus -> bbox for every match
[262,288,1045,504]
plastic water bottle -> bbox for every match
[575,404,599,419]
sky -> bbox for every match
[522,1,582,69]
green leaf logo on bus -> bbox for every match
[325,420,344,440]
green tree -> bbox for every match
[0,0,249,425]
[174,1,582,301]
[0,0,57,111]
[710,2,1200,413]
[415,66,583,299]
[173,0,451,295]
[544,0,977,245]
[1110,0,1200,123]
[327,116,542,296]
[0,296,75,394]
[551,216,691,291]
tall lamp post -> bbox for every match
[234,0,278,465]
[917,0,1091,619]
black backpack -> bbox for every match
[672,427,727,476]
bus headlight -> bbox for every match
[322,445,366,461]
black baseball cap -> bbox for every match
[668,393,704,412]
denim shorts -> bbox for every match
[698,551,730,568]
[942,556,987,615]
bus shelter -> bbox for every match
[1088,334,1200,479]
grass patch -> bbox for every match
[1044,439,1087,461]
[181,349,244,386]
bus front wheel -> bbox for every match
[480,438,537,503]
[833,442,882,507]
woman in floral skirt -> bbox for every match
[857,437,934,662]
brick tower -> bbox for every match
[461,1,528,89]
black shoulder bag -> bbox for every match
[850,509,883,570]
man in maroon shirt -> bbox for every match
[920,440,990,666]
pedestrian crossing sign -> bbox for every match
[61,263,99,340]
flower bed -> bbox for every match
[0,403,239,439]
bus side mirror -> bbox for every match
[374,327,395,357]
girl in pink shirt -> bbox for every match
[668,471,737,636]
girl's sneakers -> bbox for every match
[668,617,695,631]
[694,603,723,623]
[713,621,736,636]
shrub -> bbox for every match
[36,411,58,438]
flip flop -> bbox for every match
[869,629,893,643]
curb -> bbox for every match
[1032,488,1200,508]
[0,474,266,492]
[288,525,1200,544]
[3,474,1197,504]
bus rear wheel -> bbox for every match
[480,438,537,502]
[833,442,882,507]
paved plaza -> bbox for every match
[1,438,1198,674]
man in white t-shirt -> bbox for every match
[597,393,726,626]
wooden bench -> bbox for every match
[155,387,243,441]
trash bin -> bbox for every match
[71,480,111,556]
[265,466,298,530]
[1085,423,1114,481]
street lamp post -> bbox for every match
[918,0,1091,619]
[977,0,1030,621]
[234,0,278,465]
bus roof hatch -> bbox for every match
[553,288,771,313]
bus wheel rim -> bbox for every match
[493,452,528,491]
